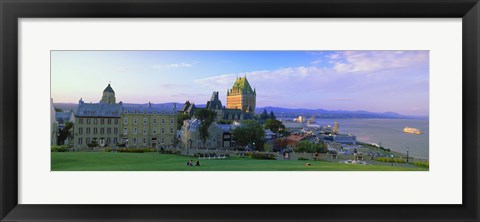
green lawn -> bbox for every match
[51,152,426,171]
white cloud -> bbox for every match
[329,51,428,73]
[152,61,198,69]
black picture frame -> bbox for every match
[1,0,479,221]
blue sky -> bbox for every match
[51,50,429,116]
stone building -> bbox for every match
[73,97,123,148]
[181,118,223,149]
[179,101,196,117]
[100,84,116,104]
[226,76,256,113]
[50,98,58,146]
[120,103,177,148]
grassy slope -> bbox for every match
[51,152,426,171]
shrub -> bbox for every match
[251,152,276,160]
[375,157,406,163]
[51,145,69,152]
[414,161,429,168]
[87,141,99,148]
[298,157,309,161]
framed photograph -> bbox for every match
[1,0,479,221]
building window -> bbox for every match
[123,128,128,135]
[107,137,111,144]
[79,119,83,124]
[143,127,147,134]
[161,138,164,144]
[143,118,147,124]
[93,128,98,134]
[170,138,173,144]
[107,128,111,134]
[100,119,105,125]
[114,128,118,134]
[86,138,91,144]
[78,127,83,135]
[133,127,137,134]
[153,118,157,124]
[161,128,165,134]
[78,138,82,145]
[133,138,137,145]
[86,119,91,125]
[107,119,112,125]
[100,128,105,135]
[170,118,174,124]
[86,128,91,135]
[170,128,173,134]
[133,117,138,124]
[93,119,98,125]
[114,119,119,125]
[124,117,128,124]
[113,137,117,144]
[143,138,147,145]
[152,127,157,134]
[162,118,165,124]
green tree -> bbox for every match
[259,109,269,121]
[177,112,190,130]
[269,111,276,120]
[297,141,328,153]
[194,109,217,146]
[57,121,74,145]
[265,119,285,133]
[277,128,291,137]
[232,120,265,150]
[87,140,99,148]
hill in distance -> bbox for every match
[53,103,425,119]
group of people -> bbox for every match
[187,160,200,166]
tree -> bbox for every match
[277,128,291,137]
[259,109,269,121]
[297,141,328,153]
[87,140,99,148]
[269,111,276,120]
[232,120,265,150]
[57,121,74,145]
[194,109,217,147]
[177,112,190,130]
[273,138,289,151]
[265,119,285,133]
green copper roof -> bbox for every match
[231,77,255,94]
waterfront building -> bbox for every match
[226,76,256,113]
[333,121,339,134]
[318,133,356,145]
[120,102,177,148]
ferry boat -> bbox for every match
[403,127,422,135]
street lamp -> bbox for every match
[406,147,409,164]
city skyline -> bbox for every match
[51,50,429,116]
